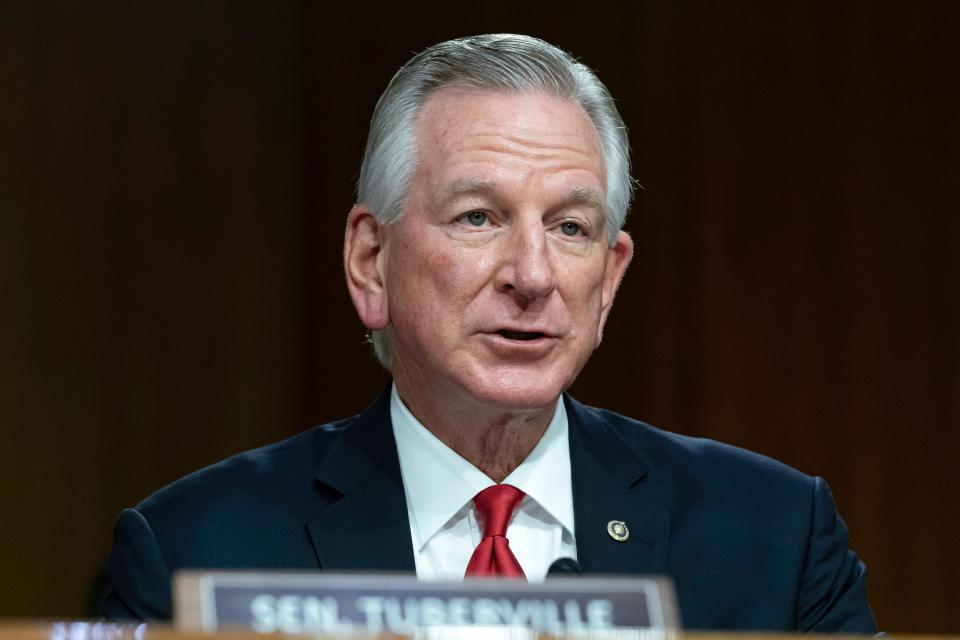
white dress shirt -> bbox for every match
[390,384,577,582]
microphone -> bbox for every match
[546,557,582,577]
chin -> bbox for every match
[465,367,569,412]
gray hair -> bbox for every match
[356,34,634,369]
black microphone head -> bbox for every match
[547,557,582,577]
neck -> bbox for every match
[393,379,557,483]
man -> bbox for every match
[101,34,877,632]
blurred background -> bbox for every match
[2,1,958,632]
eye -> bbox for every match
[560,221,583,237]
[463,211,488,227]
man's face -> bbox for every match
[366,88,632,412]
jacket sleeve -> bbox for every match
[797,477,878,633]
[100,508,174,621]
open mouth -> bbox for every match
[497,329,547,341]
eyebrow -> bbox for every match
[443,177,499,201]
[565,186,606,216]
[442,178,606,216]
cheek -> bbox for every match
[564,260,606,301]
[563,266,607,326]
[388,244,478,325]
[418,251,469,295]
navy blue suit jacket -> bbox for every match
[101,390,877,632]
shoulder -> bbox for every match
[568,397,816,503]
[128,415,361,567]
[139,417,357,512]
[101,403,391,617]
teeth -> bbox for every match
[499,330,543,341]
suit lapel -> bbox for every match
[566,396,671,575]
[305,390,670,576]
[307,387,417,572]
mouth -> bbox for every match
[496,329,549,341]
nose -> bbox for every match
[494,220,556,303]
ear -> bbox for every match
[344,204,390,331]
[596,230,634,346]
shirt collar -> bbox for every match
[390,384,574,551]
[502,397,574,536]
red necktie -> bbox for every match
[464,484,526,579]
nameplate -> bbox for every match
[174,571,680,635]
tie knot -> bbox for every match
[473,484,525,538]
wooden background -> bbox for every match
[2,1,958,632]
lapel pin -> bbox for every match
[607,520,629,542]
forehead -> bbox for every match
[414,88,606,181]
